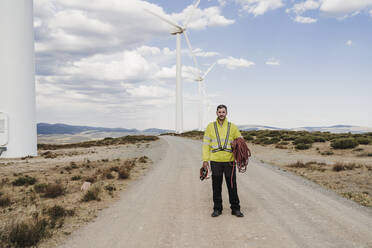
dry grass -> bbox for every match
[0,154,153,247]
[82,186,101,202]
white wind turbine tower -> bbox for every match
[183,36,216,131]
[144,0,200,133]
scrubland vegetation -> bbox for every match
[174,130,372,208]
[0,135,155,247]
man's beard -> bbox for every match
[218,116,225,120]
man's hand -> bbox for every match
[203,161,209,168]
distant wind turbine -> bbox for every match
[183,35,216,131]
[144,0,200,133]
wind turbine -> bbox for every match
[183,35,216,131]
[144,0,200,133]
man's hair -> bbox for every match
[216,104,227,111]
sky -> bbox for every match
[33,0,372,130]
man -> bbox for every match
[202,104,244,217]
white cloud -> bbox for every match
[290,0,320,15]
[345,40,353,46]
[370,9,372,16]
[217,56,255,69]
[294,15,317,23]
[266,57,280,66]
[319,0,372,15]
[171,6,235,30]
[192,48,219,57]
[236,0,284,16]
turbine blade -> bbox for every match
[144,8,182,31]
[183,31,200,76]
[202,62,216,79]
[183,0,201,29]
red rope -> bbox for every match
[230,137,251,188]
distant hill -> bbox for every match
[238,124,372,134]
[37,123,172,135]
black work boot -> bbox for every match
[231,210,244,217]
[211,210,222,217]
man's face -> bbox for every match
[216,107,227,121]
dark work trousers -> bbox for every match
[210,161,240,211]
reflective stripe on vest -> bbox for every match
[212,121,232,153]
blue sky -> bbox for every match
[33,0,372,130]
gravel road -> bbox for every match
[59,136,372,248]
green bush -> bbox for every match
[12,176,37,186]
[293,136,314,145]
[312,136,326,142]
[243,134,254,141]
[355,137,370,145]
[331,138,358,149]
[295,143,312,150]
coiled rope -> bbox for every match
[229,137,251,188]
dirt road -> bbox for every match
[59,136,372,248]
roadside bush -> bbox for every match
[243,134,254,141]
[281,135,297,141]
[6,218,49,248]
[82,186,101,202]
[34,183,47,193]
[12,176,37,186]
[43,184,65,198]
[332,163,359,171]
[138,156,149,163]
[118,167,130,179]
[331,138,358,149]
[312,136,326,142]
[295,143,312,150]
[293,136,314,145]
[104,185,116,192]
[71,175,82,181]
[46,205,66,220]
[287,161,308,168]
[278,141,289,145]
[0,194,11,207]
[321,151,334,156]
[355,137,371,145]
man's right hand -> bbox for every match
[203,161,209,168]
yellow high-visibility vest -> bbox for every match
[202,118,242,162]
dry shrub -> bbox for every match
[287,161,326,172]
[34,183,47,193]
[332,163,360,172]
[104,185,116,192]
[82,186,101,202]
[1,218,49,248]
[118,167,130,179]
[102,169,115,179]
[41,151,58,159]
[71,175,82,181]
[275,144,287,149]
[342,192,372,207]
[46,205,74,220]
[138,156,149,163]
[12,175,37,186]
[44,184,65,198]
[287,161,308,168]
[83,175,97,183]
[0,194,11,207]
